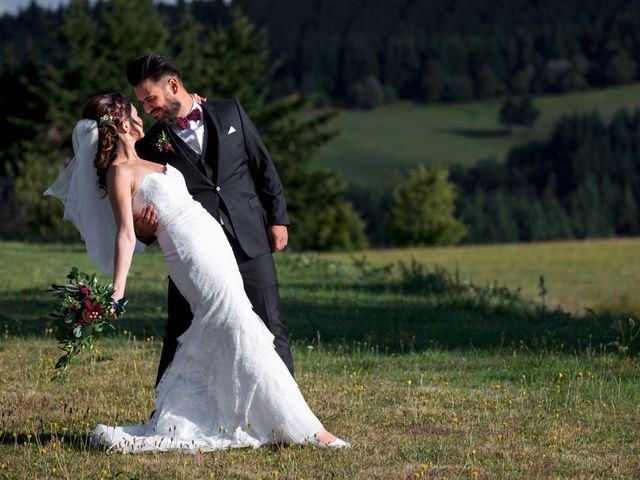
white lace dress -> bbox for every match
[91,165,324,452]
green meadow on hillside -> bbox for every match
[315,83,640,185]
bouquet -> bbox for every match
[48,267,127,375]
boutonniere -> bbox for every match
[155,131,175,153]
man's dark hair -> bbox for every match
[127,53,181,87]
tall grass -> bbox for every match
[324,237,640,315]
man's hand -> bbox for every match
[133,204,158,237]
[267,225,288,253]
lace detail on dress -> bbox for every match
[132,166,193,233]
[91,165,323,453]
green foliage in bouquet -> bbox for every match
[48,267,127,376]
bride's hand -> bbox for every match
[110,294,129,318]
[191,93,207,105]
[108,294,120,317]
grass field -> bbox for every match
[324,237,640,315]
[314,83,640,185]
[1,241,639,479]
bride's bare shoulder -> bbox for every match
[107,162,137,189]
[108,162,134,176]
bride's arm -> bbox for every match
[106,166,137,301]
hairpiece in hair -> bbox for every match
[99,114,113,128]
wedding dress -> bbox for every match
[90,164,330,452]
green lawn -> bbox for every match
[314,83,640,185]
[0,241,638,479]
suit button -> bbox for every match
[216,186,221,191]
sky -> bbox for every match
[0,0,183,16]
[0,0,65,15]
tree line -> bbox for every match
[453,109,640,243]
[2,0,639,249]
[215,0,640,106]
[3,0,640,109]
[349,108,640,246]
[0,0,367,250]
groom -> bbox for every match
[126,53,295,383]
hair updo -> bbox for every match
[81,93,133,193]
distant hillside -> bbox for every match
[315,83,640,186]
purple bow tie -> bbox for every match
[175,109,203,130]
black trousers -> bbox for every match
[155,234,294,386]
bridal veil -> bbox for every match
[44,119,144,274]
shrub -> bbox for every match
[385,166,466,246]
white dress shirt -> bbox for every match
[171,99,204,154]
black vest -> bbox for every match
[168,118,234,236]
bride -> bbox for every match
[45,92,349,452]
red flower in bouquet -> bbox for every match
[48,267,127,377]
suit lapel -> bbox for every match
[200,116,209,163]
[165,126,193,161]
[202,102,225,183]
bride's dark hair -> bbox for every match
[81,93,133,193]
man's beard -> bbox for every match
[158,97,182,125]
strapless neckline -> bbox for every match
[134,164,170,203]
[140,164,169,186]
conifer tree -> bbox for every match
[10,0,100,237]
[386,166,466,246]
[94,0,169,92]
[173,10,367,250]
[170,4,208,94]
[499,96,539,131]
[616,183,639,235]
[39,0,99,141]
[488,192,520,242]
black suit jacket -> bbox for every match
[136,99,289,259]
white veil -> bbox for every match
[44,119,145,275]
